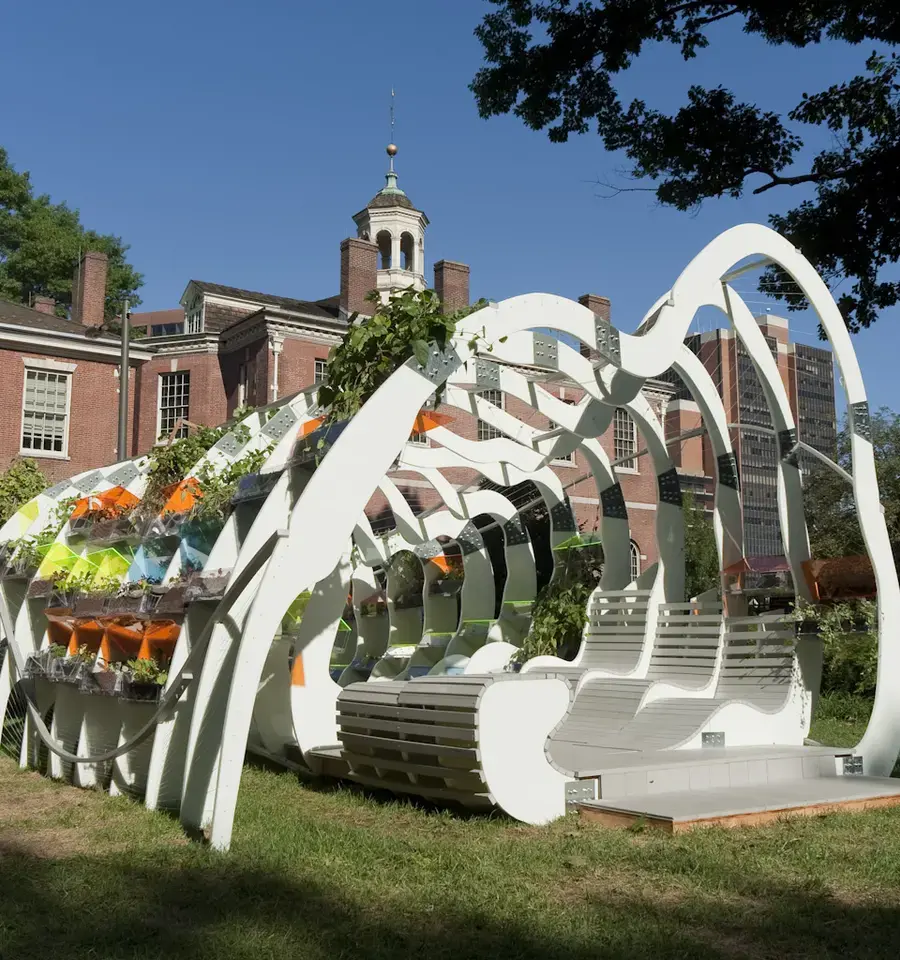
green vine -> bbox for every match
[190,444,273,523]
[142,425,230,511]
[316,289,492,423]
[788,598,878,695]
[514,545,603,664]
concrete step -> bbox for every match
[555,744,854,803]
[577,775,900,833]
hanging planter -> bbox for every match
[79,667,120,697]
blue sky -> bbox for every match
[1,0,896,411]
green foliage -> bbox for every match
[515,545,602,663]
[0,458,47,525]
[124,657,168,687]
[790,598,878,696]
[472,5,900,330]
[191,443,273,523]
[683,491,719,601]
[317,289,490,423]
[142,425,229,510]
[0,146,143,317]
[47,643,68,660]
[805,408,900,566]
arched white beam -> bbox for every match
[439,385,631,589]
[591,223,897,775]
[721,283,811,600]
[668,347,745,579]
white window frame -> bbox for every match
[548,419,576,466]
[157,371,191,441]
[477,389,504,442]
[314,358,328,384]
[630,541,641,583]
[408,430,429,446]
[185,295,204,334]
[20,363,73,460]
[614,408,638,473]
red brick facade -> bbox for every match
[71,250,108,328]
[434,261,470,313]
[340,238,378,318]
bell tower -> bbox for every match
[352,143,428,301]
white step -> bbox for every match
[577,775,900,832]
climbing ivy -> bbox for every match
[142,425,230,511]
[0,458,48,525]
[317,289,491,423]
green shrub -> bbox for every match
[0,458,47,525]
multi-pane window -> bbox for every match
[548,421,574,463]
[614,408,637,470]
[185,298,203,334]
[630,541,641,583]
[21,368,70,455]
[408,429,428,445]
[314,358,328,384]
[237,362,250,409]
[158,372,190,439]
[149,321,184,337]
[477,389,503,441]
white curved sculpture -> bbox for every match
[0,223,896,849]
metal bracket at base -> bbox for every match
[843,755,864,776]
[565,779,598,805]
[702,731,725,747]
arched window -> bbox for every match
[376,231,392,269]
[630,541,641,584]
[400,232,415,272]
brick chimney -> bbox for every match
[340,237,378,319]
[578,293,611,360]
[33,296,56,315]
[71,250,109,328]
[434,260,469,314]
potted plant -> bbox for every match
[24,642,68,679]
[49,643,95,684]
[118,657,169,703]
[80,662,121,696]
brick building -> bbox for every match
[0,148,834,575]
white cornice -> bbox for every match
[0,323,153,363]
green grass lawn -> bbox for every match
[0,695,897,960]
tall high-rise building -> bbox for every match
[663,314,837,559]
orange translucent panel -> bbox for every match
[102,619,144,661]
[298,417,324,438]
[70,486,140,519]
[139,621,180,660]
[71,620,105,656]
[45,613,75,650]
[161,478,202,516]
[412,410,454,434]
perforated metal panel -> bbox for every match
[72,471,103,493]
[550,501,577,532]
[594,318,621,364]
[43,480,71,500]
[702,731,725,747]
[503,515,529,546]
[716,452,740,491]
[455,523,483,557]
[107,463,140,487]
[475,358,501,390]
[215,432,249,457]
[416,342,464,386]
[600,483,628,520]
[413,539,443,561]
[565,779,598,805]
[778,427,799,466]
[843,755,864,775]
[261,405,298,441]
[657,467,683,506]
[532,333,558,369]
[850,400,871,441]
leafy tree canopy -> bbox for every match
[0,458,48,525]
[683,490,719,600]
[471,2,900,331]
[804,406,900,564]
[0,147,143,318]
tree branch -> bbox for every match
[751,168,845,195]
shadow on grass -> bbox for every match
[0,843,897,960]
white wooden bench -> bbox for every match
[546,600,723,763]
[521,585,657,682]
[579,616,819,752]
